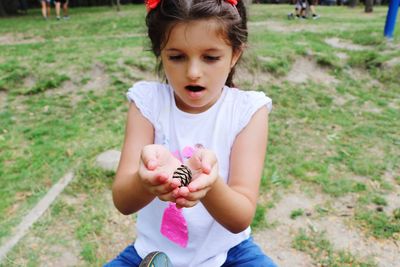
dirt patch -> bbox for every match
[98,192,136,263]
[254,226,314,267]
[40,242,81,267]
[53,33,145,45]
[382,171,400,215]
[258,188,400,267]
[332,93,357,106]
[255,190,327,266]
[83,63,110,92]
[325,38,372,51]
[45,79,76,96]
[361,101,383,114]
[249,21,320,33]
[345,68,382,89]
[0,33,45,45]
[236,64,276,88]
[285,57,338,85]
[22,75,37,90]
[386,41,400,50]
[335,52,349,61]
[6,216,83,267]
[0,30,142,47]
[117,47,158,82]
[383,57,400,68]
[44,62,110,106]
[317,217,400,267]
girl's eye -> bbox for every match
[204,56,220,62]
[168,55,185,61]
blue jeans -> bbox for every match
[104,237,277,267]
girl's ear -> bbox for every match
[230,47,243,68]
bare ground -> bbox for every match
[254,188,400,267]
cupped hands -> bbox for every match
[139,144,219,208]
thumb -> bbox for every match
[141,145,159,170]
[188,152,203,171]
[197,149,215,174]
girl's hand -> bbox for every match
[139,144,181,202]
[173,149,219,208]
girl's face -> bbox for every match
[161,19,241,114]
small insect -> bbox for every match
[173,165,192,187]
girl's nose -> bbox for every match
[186,60,201,80]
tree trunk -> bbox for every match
[0,0,19,16]
[365,0,373,12]
[349,0,358,8]
[0,0,7,17]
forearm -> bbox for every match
[201,178,257,233]
[112,171,155,215]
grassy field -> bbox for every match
[0,4,399,266]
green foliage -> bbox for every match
[371,195,387,206]
[348,51,382,70]
[393,208,400,220]
[21,74,70,95]
[262,165,292,190]
[252,204,267,230]
[315,53,341,69]
[260,57,292,76]
[81,243,98,263]
[290,209,304,219]
[356,210,400,238]
[0,60,29,91]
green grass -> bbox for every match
[1,3,399,266]
[293,228,377,266]
[355,210,400,239]
[290,208,304,219]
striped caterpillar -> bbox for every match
[173,165,192,187]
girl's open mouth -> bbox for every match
[185,85,205,92]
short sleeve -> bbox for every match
[236,90,272,134]
[126,81,162,126]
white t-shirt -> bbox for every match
[126,81,272,267]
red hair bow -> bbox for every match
[146,0,160,11]
[225,0,238,5]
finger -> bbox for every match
[187,153,203,171]
[176,189,206,202]
[152,179,176,196]
[172,187,180,199]
[176,197,199,208]
[170,178,181,189]
[187,173,213,192]
[198,149,216,174]
[158,191,176,202]
[173,186,207,203]
[146,173,168,186]
[147,159,157,170]
[141,147,158,171]
[176,186,190,197]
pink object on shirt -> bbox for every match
[182,146,195,159]
[160,203,188,248]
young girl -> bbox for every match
[106,0,277,266]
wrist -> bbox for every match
[134,171,155,198]
[202,176,223,203]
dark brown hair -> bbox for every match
[145,0,248,87]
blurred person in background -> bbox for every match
[41,0,51,19]
[55,0,69,20]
